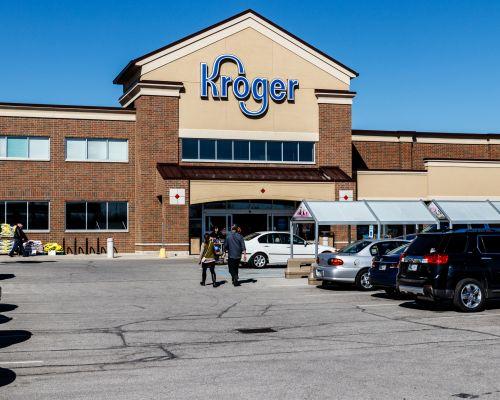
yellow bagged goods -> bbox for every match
[1,224,14,237]
[43,243,63,253]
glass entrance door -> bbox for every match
[232,213,268,236]
[204,215,229,236]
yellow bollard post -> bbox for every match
[159,248,167,258]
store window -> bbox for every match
[0,201,49,230]
[283,141,299,162]
[199,139,215,159]
[0,136,50,160]
[181,138,314,163]
[65,138,128,162]
[234,140,249,160]
[65,201,128,231]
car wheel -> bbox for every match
[453,278,485,312]
[355,268,373,291]
[249,253,268,269]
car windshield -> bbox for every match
[338,240,372,254]
[387,243,409,255]
[244,232,260,241]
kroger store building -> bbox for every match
[1,10,499,254]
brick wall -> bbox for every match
[353,141,499,170]
[330,181,357,247]
[318,104,352,176]
[134,95,181,252]
[0,116,136,253]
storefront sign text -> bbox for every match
[200,54,299,117]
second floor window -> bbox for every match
[0,136,50,160]
[181,139,315,163]
[66,138,128,162]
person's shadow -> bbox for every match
[0,330,32,349]
[213,280,227,287]
[0,368,16,387]
[0,274,15,280]
[238,279,257,284]
[0,304,17,313]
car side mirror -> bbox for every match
[304,242,308,247]
[370,247,378,256]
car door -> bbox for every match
[290,234,310,257]
[477,235,500,294]
[264,233,289,264]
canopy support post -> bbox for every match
[377,223,381,239]
[290,220,294,259]
[314,223,319,260]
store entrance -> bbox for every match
[232,214,268,236]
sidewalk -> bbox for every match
[0,252,197,262]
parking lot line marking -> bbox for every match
[357,303,399,307]
[2,361,44,365]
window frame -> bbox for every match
[0,136,50,161]
[65,138,129,163]
[0,200,50,232]
[65,201,129,232]
[477,235,500,255]
[181,138,315,165]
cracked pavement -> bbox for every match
[1,258,500,399]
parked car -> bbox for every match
[369,243,410,296]
[314,239,410,290]
[398,230,500,312]
[244,231,335,268]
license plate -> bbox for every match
[408,264,418,272]
[379,264,386,271]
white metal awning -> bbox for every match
[365,200,438,225]
[292,201,378,225]
[431,200,500,226]
[292,200,438,225]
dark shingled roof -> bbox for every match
[157,164,352,182]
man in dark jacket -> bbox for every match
[225,224,246,286]
[9,222,28,257]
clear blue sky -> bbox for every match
[1,0,499,133]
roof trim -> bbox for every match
[113,9,358,85]
[0,101,133,112]
[352,129,500,139]
[0,102,136,121]
[119,80,184,108]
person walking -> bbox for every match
[9,222,28,257]
[198,233,217,287]
[225,224,246,286]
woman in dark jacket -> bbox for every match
[198,233,217,287]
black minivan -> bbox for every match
[398,230,500,312]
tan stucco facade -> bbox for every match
[190,180,336,204]
[358,160,500,200]
[142,28,348,134]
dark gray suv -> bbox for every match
[398,230,500,312]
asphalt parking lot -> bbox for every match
[1,257,500,399]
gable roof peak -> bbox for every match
[113,9,358,85]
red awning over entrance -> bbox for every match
[157,164,351,182]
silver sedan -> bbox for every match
[313,239,410,290]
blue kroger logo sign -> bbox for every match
[200,54,299,117]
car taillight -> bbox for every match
[316,257,320,264]
[424,253,449,265]
[328,258,344,266]
[399,252,406,262]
